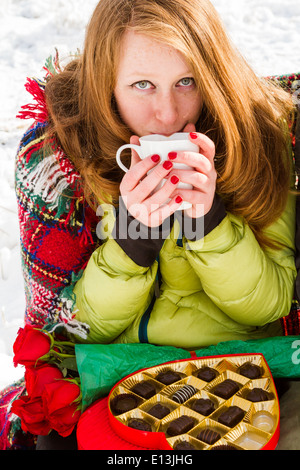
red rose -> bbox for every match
[13,325,51,367]
[11,395,51,436]
[48,403,81,438]
[43,380,81,437]
[25,364,64,398]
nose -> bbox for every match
[154,92,178,127]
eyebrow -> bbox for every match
[126,70,194,80]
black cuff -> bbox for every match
[175,193,226,242]
[112,197,174,267]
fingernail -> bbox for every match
[168,152,177,160]
[190,132,198,140]
[171,175,180,185]
[175,196,183,204]
[163,160,173,170]
[151,154,160,163]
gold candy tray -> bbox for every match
[107,354,280,450]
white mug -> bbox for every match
[116,133,198,210]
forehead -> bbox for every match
[116,30,191,78]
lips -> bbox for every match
[150,128,184,136]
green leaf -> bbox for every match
[57,357,78,373]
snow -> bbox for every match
[0,0,299,390]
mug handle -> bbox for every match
[116,144,143,173]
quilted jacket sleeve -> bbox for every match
[74,198,174,343]
[73,238,157,343]
[184,192,296,326]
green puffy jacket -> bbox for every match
[74,191,296,349]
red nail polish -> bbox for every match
[190,132,198,140]
[168,152,177,160]
[171,175,179,185]
[175,196,183,204]
[151,154,160,163]
[163,160,173,170]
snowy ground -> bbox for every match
[0,0,299,390]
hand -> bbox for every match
[167,126,217,218]
[119,136,183,228]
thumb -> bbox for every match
[129,135,141,169]
[183,122,196,133]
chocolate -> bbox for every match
[147,403,170,419]
[212,379,239,399]
[238,362,262,379]
[128,418,152,432]
[246,387,270,402]
[211,445,238,450]
[192,398,215,416]
[156,370,182,385]
[130,380,156,399]
[196,429,221,445]
[110,393,140,415]
[109,354,278,450]
[172,385,197,404]
[196,366,218,382]
[218,406,245,428]
[174,441,196,450]
[166,415,196,436]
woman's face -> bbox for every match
[114,31,203,137]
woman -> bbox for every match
[61,0,295,347]
[19,0,296,345]
[1,0,297,450]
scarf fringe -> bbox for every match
[21,153,71,210]
[19,146,95,246]
[47,318,90,341]
[16,51,65,123]
[43,48,62,79]
[55,149,80,186]
[16,78,48,122]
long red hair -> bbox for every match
[45,0,294,248]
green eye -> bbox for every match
[135,81,150,89]
[180,78,194,86]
